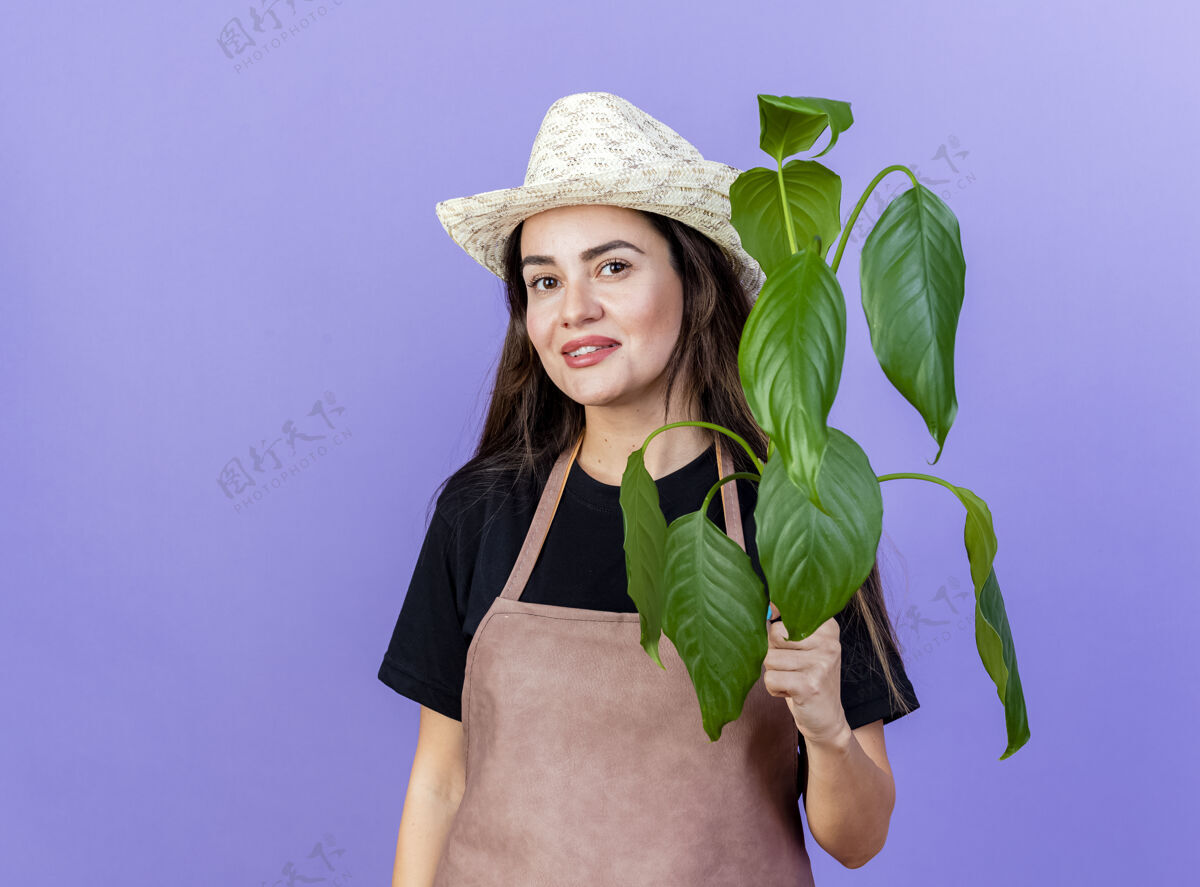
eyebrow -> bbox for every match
[520,239,646,271]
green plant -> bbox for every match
[618,94,1029,759]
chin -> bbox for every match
[567,392,620,408]
[554,371,658,409]
[557,381,622,406]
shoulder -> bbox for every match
[431,457,539,551]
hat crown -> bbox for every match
[523,92,705,187]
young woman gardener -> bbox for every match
[379,91,919,885]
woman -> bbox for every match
[379,91,919,885]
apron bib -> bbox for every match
[432,431,815,886]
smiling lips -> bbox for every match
[562,338,621,367]
[561,335,621,355]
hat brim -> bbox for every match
[434,160,765,298]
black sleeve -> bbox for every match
[377,508,469,721]
[835,604,920,729]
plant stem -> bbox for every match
[776,157,800,255]
[701,471,761,518]
[877,471,956,491]
[644,421,764,474]
[829,164,918,274]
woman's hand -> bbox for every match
[762,599,850,746]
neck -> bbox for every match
[576,394,710,486]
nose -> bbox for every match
[557,275,603,327]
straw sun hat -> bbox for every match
[433,91,767,300]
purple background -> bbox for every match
[3,1,1196,884]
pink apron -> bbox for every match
[432,431,816,885]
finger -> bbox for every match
[763,667,814,708]
[815,615,841,640]
[768,600,813,630]
[767,617,812,650]
[762,668,798,699]
[763,647,815,673]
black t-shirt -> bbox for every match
[379,441,920,794]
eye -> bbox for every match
[601,259,630,276]
[527,274,558,293]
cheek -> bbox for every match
[645,293,684,354]
[526,312,563,370]
[525,308,552,350]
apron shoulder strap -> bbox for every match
[498,429,747,602]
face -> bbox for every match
[520,204,684,412]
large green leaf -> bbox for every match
[729,159,842,276]
[758,94,854,162]
[619,446,669,669]
[738,247,846,512]
[756,427,883,641]
[955,484,1031,758]
[860,182,966,463]
[661,509,767,742]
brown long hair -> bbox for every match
[432,207,915,722]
